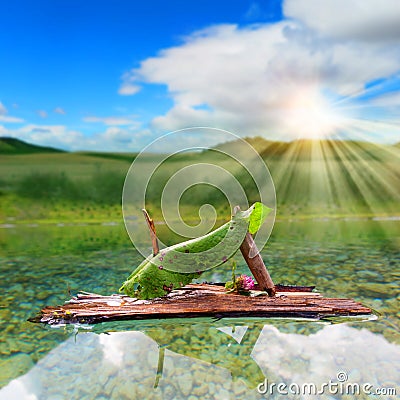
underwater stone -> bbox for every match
[0,353,34,386]
[178,373,193,397]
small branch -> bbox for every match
[142,209,159,256]
[240,232,276,296]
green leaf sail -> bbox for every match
[120,202,271,299]
[248,202,271,235]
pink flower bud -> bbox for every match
[237,274,255,291]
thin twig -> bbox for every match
[142,208,159,256]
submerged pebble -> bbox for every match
[0,230,399,398]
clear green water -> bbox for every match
[0,219,399,399]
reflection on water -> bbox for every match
[0,219,399,398]
[0,319,398,400]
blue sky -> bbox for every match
[1,0,399,151]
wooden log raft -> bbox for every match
[29,283,372,325]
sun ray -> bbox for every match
[330,74,400,107]
[309,140,336,211]
[335,127,400,199]
[261,139,310,215]
[328,136,399,217]
[283,88,347,140]
[259,78,399,222]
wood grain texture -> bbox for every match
[29,284,372,325]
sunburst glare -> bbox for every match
[284,88,348,140]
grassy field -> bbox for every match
[0,138,399,224]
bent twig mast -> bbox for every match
[240,232,276,296]
[232,205,275,296]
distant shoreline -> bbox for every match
[1,213,399,227]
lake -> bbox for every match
[0,218,399,399]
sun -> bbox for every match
[285,89,344,140]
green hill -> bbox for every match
[77,151,137,163]
[259,138,398,162]
[0,136,399,222]
[214,136,399,162]
[202,137,400,216]
[239,137,397,161]
[0,137,65,155]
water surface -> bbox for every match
[0,219,399,399]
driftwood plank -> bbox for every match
[29,284,372,325]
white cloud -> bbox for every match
[1,324,398,400]
[0,101,24,123]
[118,71,142,95]
[0,115,20,124]
[18,124,83,149]
[118,83,141,95]
[83,115,139,126]
[284,0,400,42]
[94,127,152,150]
[0,102,6,115]
[118,7,400,143]
[151,105,216,132]
[0,124,89,151]
[0,123,151,152]
[100,126,136,142]
[357,85,400,108]
[37,110,48,118]
[54,107,66,115]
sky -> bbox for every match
[1,0,400,151]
